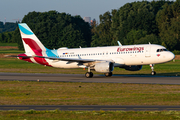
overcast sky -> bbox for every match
[0,0,174,23]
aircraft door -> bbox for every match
[145,46,151,57]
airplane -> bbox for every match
[6,23,175,78]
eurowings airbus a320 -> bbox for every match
[7,23,175,78]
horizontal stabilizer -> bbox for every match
[4,55,33,58]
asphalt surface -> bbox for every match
[1,72,180,111]
[1,105,180,111]
[0,72,180,84]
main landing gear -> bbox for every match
[85,67,93,78]
[150,64,156,75]
[85,67,113,78]
[85,72,93,78]
[104,72,113,77]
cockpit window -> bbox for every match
[157,49,168,52]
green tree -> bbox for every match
[14,11,91,50]
[111,1,158,45]
[156,1,180,50]
[124,29,147,45]
[136,34,160,44]
[91,10,116,47]
[0,33,5,42]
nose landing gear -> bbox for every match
[150,64,156,75]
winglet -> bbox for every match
[117,41,122,46]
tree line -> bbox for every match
[0,0,180,52]
[13,11,91,50]
[0,22,18,43]
[91,0,180,51]
[0,21,18,33]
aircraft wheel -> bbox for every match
[151,71,156,75]
[85,72,93,78]
[105,72,113,77]
[90,72,93,77]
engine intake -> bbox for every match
[94,62,114,73]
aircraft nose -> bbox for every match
[168,52,175,61]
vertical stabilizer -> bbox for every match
[18,23,46,56]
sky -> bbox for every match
[0,0,171,23]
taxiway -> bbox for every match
[0,72,179,85]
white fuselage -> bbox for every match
[43,44,175,69]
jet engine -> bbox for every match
[122,65,142,71]
[94,62,114,73]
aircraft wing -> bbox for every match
[5,55,114,63]
[36,56,112,63]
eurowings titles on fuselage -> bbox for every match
[8,23,175,78]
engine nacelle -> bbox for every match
[94,62,114,73]
[123,65,142,71]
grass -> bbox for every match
[0,57,180,76]
[0,110,180,120]
[0,43,18,46]
[0,50,24,54]
[0,44,23,54]
[1,81,180,105]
